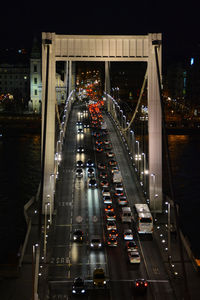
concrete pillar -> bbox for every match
[105,61,111,111]
[148,33,163,213]
[42,32,56,214]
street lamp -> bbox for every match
[151,173,158,220]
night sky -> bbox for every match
[1,1,199,66]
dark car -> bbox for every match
[73,229,83,242]
[72,277,86,295]
[88,179,97,188]
[86,159,94,167]
[133,279,148,294]
[76,160,84,167]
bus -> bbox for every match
[134,204,153,235]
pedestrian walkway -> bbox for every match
[153,214,200,300]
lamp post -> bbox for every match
[135,140,140,173]
[151,173,157,220]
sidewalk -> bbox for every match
[153,214,200,300]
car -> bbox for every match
[111,166,119,173]
[93,268,106,287]
[99,171,108,179]
[77,146,85,153]
[124,229,134,240]
[103,195,112,204]
[102,188,111,197]
[76,168,83,178]
[87,167,95,177]
[106,152,115,158]
[88,179,97,188]
[76,121,83,126]
[128,251,140,264]
[76,160,84,167]
[106,220,117,230]
[77,128,84,134]
[96,146,103,152]
[104,203,114,212]
[100,180,109,187]
[86,159,94,167]
[105,144,112,150]
[107,236,118,247]
[98,162,106,170]
[96,139,103,145]
[83,121,90,128]
[133,279,148,294]
[117,196,128,206]
[72,277,86,295]
[115,187,124,197]
[108,229,118,238]
[73,229,83,242]
[114,182,123,191]
[109,159,117,166]
[90,236,102,249]
[104,139,111,145]
[126,240,138,251]
[105,211,116,221]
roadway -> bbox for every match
[46,100,176,300]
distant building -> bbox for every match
[0,38,67,114]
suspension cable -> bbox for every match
[122,68,148,132]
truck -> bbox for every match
[121,206,132,223]
[113,171,122,183]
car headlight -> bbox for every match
[99,243,102,247]
[103,281,106,284]
[72,290,76,293]
[81,289,85,293]
[73,236,77,240]
[91,243,94,247]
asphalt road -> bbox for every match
[45,101,176,300]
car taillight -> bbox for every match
[145,282,148,287]
[136,282,139,287]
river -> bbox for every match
[0,131,200,263]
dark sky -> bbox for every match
[1,1,199,65]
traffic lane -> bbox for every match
[139,238,176,300]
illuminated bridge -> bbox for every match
[29,33,199,300]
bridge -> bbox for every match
[19,33,200,300]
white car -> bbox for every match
[128,251,140,264]
[123,229,134,240]
[102,188,111,197]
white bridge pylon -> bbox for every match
[41,32,162,214]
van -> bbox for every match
[121,206,132,223]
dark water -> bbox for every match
[0,134,41,261]
[0,132,200,261]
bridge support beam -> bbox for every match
[42,32,56,214]
[148,33,163,214]
[105,61,111,111]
